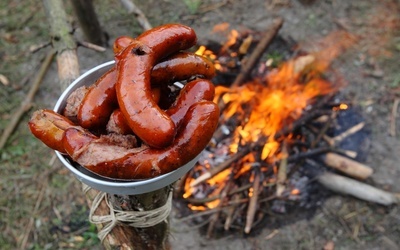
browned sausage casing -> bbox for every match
[105,79,214,135]
[62,101,220,179]
[115,24,197,148]
[151,52,215,85]
[77,68,118,129]
[167,78,215,128]
[78,39,212,131]
[28,109,76,153]
[135,23,197,60]
[113,36,134,55]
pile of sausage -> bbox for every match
[29,24,219,180]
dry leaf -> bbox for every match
[0,74,9,86]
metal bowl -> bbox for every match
[53,61,199,195]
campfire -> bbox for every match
[173,21,377,236]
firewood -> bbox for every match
[317,172,399,206]
[276,143,288,197]
[190,147,251,187]
[244,173,261,233]
[322,152,373,180]
[231,17,283,87]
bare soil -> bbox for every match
[1,0,399,249]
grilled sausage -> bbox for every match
[62,101,219,179]
[167,78,215,128]
[115,24,198,148]
[28,109,76,153]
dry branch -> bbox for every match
[232,17,283,87]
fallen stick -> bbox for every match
[0,50,55,150]
[317,172,399,206]
[322,152,373,180]
[231,17,283,87]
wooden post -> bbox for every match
[42,1,170,249]
[42,0,80,90]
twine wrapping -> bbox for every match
[83,184,172,242]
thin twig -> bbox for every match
[78,40,107,52]
[206,181,233,238]
[311,111,336,148]
[332,121,365,143]
[119,0,152,31]
[231,17,284,87]
[190,147,251,187]
[224,194,240,230]
[0,50,55,150]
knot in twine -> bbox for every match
[83,184,172,242]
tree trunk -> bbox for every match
[71,0,107,46]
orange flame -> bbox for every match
[183,30,355,210]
